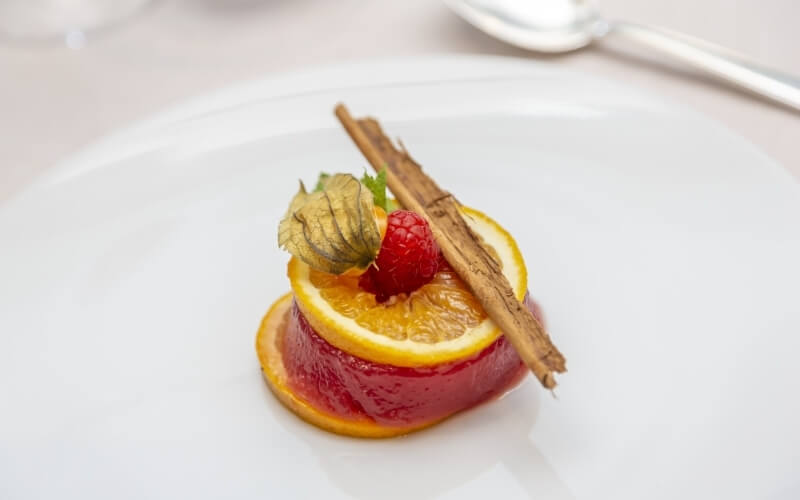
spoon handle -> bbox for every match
[608,21,800,111]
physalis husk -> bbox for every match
[278,173,382,275]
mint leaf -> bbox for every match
[360,168,388,212]
[313,172,330,192]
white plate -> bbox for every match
[1,56,798,500]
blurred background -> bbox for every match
[1,0,798,203]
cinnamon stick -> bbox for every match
[334,104,566,389]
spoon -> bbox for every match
[445,0,800,111]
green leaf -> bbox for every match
[360,168,388,212]
[313,172,331,192]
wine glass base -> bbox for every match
[0,0,154,45]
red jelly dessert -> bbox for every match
[260,166,554,437]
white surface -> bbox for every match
[0,0,798,204]
[1,56,799,499]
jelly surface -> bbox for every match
[279,295,542,428]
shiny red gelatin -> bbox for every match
[280,295,542,428]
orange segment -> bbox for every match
[309,264,486,343]
[256,293,441,438]
[288,206,527,367]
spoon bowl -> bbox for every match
[445,0,604,53]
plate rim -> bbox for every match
[8,54,791,207]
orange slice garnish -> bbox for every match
[288,206,527,367]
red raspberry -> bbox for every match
[359,210,440,302]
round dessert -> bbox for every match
[258,184,538,437]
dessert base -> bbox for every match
[256,293,538,438]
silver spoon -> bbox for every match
[445,0,800,111]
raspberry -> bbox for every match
[359,210,440,302]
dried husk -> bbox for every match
[278,173,381,274]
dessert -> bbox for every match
[256,105,566,437]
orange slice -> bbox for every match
[288,206,527,367]
[256,293,441,438]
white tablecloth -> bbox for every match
[1,0,798,202]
